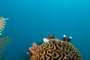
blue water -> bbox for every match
[0,0,90,60]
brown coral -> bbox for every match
[30,39,82,60]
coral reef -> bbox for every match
[0,16,9,35]
[0,37,11,58]
[30,35,82,60]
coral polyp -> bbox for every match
[29,35,82,60]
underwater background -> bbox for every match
[0,0,90,60]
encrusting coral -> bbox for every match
[0,37,11,59]
[29,35,82,60]
[0,16,9,35]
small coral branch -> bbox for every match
[0,16,9,35]
[48,34,55,39]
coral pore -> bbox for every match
[30,39,82,60]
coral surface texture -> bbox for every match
[30,39,82,60]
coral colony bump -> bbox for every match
[28,35,82,60]
[0,16,9,35]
